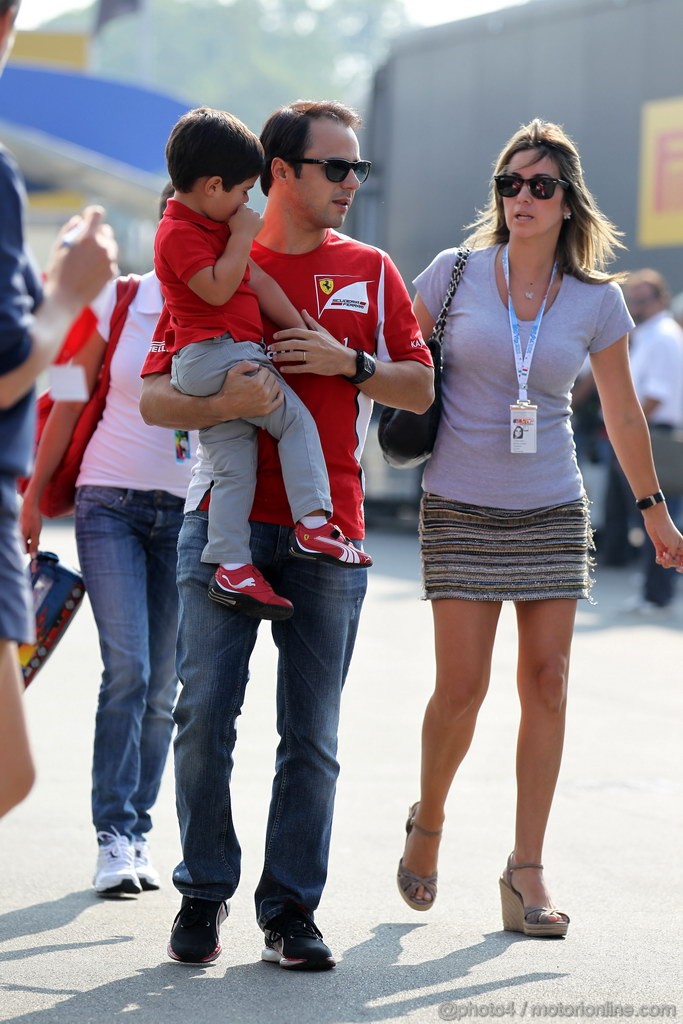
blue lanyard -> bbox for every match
[502,244,557,403]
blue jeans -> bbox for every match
[172,513,367,927]
[75,486,185,840]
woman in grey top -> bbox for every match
[397,119,683,937]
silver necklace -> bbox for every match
[504,251,552,301]
[523,271,552,300]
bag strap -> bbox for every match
[54,307,98,365]
[431,247,471,347]
[93,274,141,395]
[103,274,141,370]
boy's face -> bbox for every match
[204,175,258,223]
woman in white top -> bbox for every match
[396,120,683,936]
[21,193,194,896]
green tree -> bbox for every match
[46,0,410,131]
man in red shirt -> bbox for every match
[140,100,432,970]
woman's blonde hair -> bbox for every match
[464,119,625,283]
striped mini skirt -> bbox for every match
[420,492,594,602]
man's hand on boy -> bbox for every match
[208,361,284,421]
[269,310,356,378]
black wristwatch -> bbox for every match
[346,349,377,385]
[635,490,666,510]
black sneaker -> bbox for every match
[261,909,336,971]
[167,896,229,963]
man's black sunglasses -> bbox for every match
[294,158,372,184]
[494,173,570,200]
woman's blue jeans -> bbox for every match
[172,512,367,927]
[75,486,185,840]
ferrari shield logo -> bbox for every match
[314,274,373,316]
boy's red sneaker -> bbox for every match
[290,522,372,568]
[209,564,293,620]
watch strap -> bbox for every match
[635,490,665,510]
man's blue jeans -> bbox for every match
[75,486,184,840]
[172,512,367,927]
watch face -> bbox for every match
[359,351,375,380]
[348,349,376,383]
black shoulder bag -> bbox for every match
[377,246,470,469]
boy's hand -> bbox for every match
[228,205,263,243]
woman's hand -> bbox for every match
[642,504,683,570]
[19,494,43,557]
[268,310,356,378]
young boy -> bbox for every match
[154,107,370,620]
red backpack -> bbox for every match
[19,275,141,518]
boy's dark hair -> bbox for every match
[166,107,264,193]
[0,0,20,15]
[260,100,362,196]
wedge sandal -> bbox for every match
[499,853,569,937]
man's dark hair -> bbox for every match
[158,180,174,221]
[259,100,362,196]
[165,107,264,193]
[0,0,20,16]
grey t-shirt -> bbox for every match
[414,245,634,510]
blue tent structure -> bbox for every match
[0,63,191,216]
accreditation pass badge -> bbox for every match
[510,404,538,453]
[174,430,191,462]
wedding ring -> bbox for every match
[302,351,306,363]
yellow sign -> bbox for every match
[12,31,89,70]
[639,96,683,248]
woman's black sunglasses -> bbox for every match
[295,158,372,184]
[494,173,570,200]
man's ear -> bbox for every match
[270,158,290,184]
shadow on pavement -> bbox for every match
[1,922,567,1024]
[0,891,102,944]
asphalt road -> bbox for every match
[1,520,681,1023]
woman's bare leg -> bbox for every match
[507,598,576,916]
[401,598,502,900]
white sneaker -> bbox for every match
[94,829,142,896]
[133,837,161,891]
